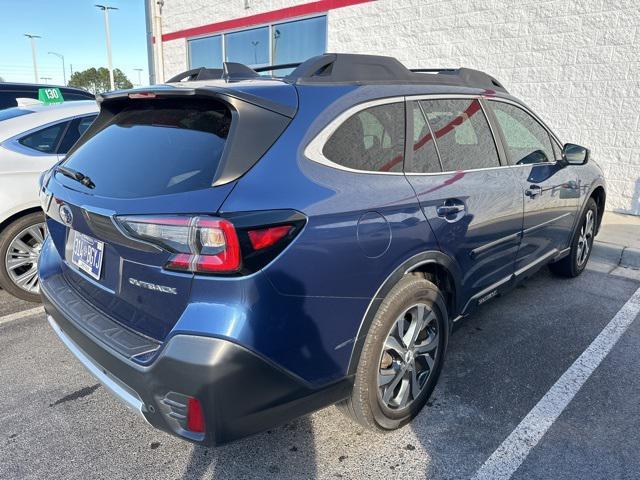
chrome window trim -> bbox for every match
[304,92,566,177]
[303,95,407,176]
[415,99,444,172]
[484,96,563,146]
[485,97,563,165]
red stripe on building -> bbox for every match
[161,0,374,42]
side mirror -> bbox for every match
[562,143,589,165]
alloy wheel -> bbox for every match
[5,223,46,295]
[378,303,439,410]
[576,209,594,267]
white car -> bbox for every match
[0,100,98,301]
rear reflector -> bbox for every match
[248,225,292,250]
[186,397,205,433]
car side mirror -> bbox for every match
[562,143,589,165]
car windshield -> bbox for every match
[0,107,34,122]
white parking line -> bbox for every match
[473,285,640,480]
[0,306,45,326]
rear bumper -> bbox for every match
[42,288,352,445]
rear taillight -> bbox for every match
[116,210,306,275]
[117,215,241,273]
[247,225,292,250]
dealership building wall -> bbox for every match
[158,0,640,215]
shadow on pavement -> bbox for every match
[181,416,317,479]
[411,267,640,479]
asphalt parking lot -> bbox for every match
[1,257,639,480]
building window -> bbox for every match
[273,16,327,65]
[225,26,270,67]
[188,35,223,69]
[187,15,327,71]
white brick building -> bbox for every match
[152,0,640,215]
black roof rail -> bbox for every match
[254,62,303,74]
[284,54,508,92]
[166,54,508,92]
[166,67,223,83]
[285,53,416,85]
[168,62,303,83]
[410,67,508,93]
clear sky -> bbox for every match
[0,0,149,86]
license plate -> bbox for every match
[70,231,104,280]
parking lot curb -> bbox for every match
[621,247,640,269]
[592,241,640,269]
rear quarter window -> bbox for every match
[322,102,405,173]
[19,121,68,154]
[58,99,231,198]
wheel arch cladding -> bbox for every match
[346,250,461,376]
[0,206,43,234]
[590,185,606,234]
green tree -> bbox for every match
[68,67,133,94]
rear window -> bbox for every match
[0,91,35,110]
[58,99,231,198]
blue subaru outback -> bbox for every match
[38,54,606,445]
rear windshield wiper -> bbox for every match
[56,165,95,189]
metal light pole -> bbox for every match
[24,34,41,83]
[134,67,143,86]
[95,4,118,91]
[40,77,52,84]
[154,0,165,83]
[48,52,66,85]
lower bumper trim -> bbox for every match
[48,315,148,421]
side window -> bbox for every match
[420,99,500,171]
[323,102,404,172]
[405,102,441,173]
[489,101,554,165]
[19,121,68,154]
[57,115,97,154]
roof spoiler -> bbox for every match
[96,85,296,118]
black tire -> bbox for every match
[337,274,448,431]
[0,212,45,303]
[549,198,597,278]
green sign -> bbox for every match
[38,87,64,105]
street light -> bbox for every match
[95,4,118,91]
[133,67,143,86]
[40,77,52,84]
[48,52,66,85]
[24,34,41,83]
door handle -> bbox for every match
[436,201,466,219]
[525,184,542,198]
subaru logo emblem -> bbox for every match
[59,204,73,226]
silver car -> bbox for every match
[0,100,98,301]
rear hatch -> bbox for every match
[42,84,295,343]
